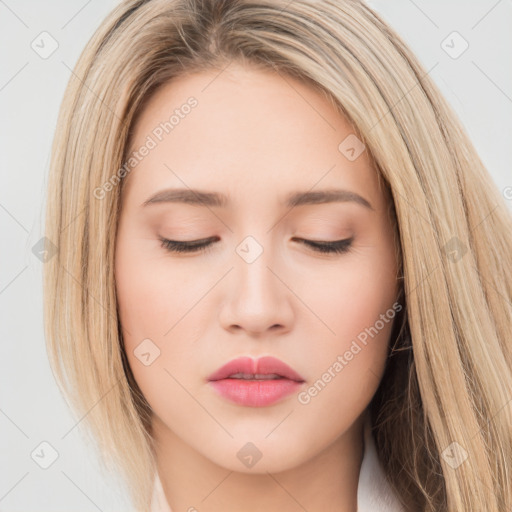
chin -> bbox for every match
[202,438,309,474]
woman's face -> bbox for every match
[115,63,400,473]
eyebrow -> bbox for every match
[142,188,374,211]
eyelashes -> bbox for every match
[159,236,219,254]
[158,236,353,255]
[298,237,353,254]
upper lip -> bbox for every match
[207,356,305,382]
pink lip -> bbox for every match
[207,356,305,407]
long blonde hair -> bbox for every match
[43,0,512,510]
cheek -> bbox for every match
[114,233,196,390]
[301,246,398,394]
[308,250,397,346]
[294,262,398,442]
[113,222,222,377]
[115,237,211,442]
[115,231,200,340]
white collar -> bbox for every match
[150,413,404,512]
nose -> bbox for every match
[218,239,294,337]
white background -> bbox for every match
[1,1,511,510]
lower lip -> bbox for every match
[208,378,303,407]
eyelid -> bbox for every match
[158,235,218,253]
[293,237,353,254]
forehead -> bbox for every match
[121,63,384,211]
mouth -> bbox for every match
[207,355,305,383]
[226,373,288,380]
[207,356,305,407]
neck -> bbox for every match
[153,413,366,512]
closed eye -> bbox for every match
[295,237,353,254]
[159,236,219,254]
[159,236,353,255]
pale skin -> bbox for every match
[115,62,400,512]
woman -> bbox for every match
[43,0,512,511]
